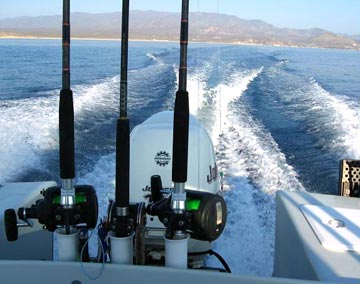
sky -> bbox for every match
[1,0,359,35]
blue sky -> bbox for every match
[1,0,359,35]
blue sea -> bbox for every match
[1,38,360,276]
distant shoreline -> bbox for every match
[0,35,179,42]
[0,35,301,47]
[0,35,118,41]
[1,35,359,51]
[1,11,359,51]
[0,35,242,45]
[0,35,284,48]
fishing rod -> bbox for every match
[146,0,191,269]
[143,0,191,267]
[55,0,98,241]
[171,0,190,223]
[142,0,227,268]
[4,0,98,255]
[59,0,76,229]
[104,0,135,265]
[111,0,132,238]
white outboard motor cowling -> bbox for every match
[130,111,222,265]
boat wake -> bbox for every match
[0,75,121,183]
[0,96,58,183]
[262,65,360,160]
[294,79,360,159]
[0,49,175,183]
[187,66,304,276]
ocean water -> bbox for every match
[1,38,360,276]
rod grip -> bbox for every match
[115,118,130,208]
[59,89,75,179]
[172,90,189,183]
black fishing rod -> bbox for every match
[59,0,74,183]
[146,1,227,268]
[172,0,190,210]
[58,0,98,236]
[4,0,98,246]
[112,0,132,237]
[59,0,76,234]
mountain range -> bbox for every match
[1,11,359,50]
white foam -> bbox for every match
[212,68,263,141]
[187,69,207,116]
[146,53,157,61]
[0,96,58,182]
[77,153,116,256]
[73,76,119,115]
[204,68,304,276]
[172,62,213,117]
[0,76,120,183]
[305,81,360,159]
[266,68,360,160]
[78,153,115,218]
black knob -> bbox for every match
[4,209,18,241]
[150,175,163,202]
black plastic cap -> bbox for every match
[151,175,163,202]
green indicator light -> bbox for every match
[75,193,86,203]
[53,195,60,204]
[52,193,86,204]
[186,199,201,211]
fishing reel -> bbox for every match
[147,175,227,241]
[4,185,98,241]
[106,200,147,236]
[101,200,146,264]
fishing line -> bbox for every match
[80,229,106,281]
[196,0,201,191]
[216,0,225,190]
[217,0,223,136]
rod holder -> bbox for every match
[109,232,134,264]
[165,234,190,269]
[55,227,79,261]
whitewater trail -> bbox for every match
[0,96,58,182]
[299,79,360,159]
[264,65,360,161]
[0,76,121,183]
[188,67,304,276]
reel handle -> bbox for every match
[4,209,18,241]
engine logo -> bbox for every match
[155,151,171,167]
[207,164,218,184]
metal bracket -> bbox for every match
[339,159,360,197]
